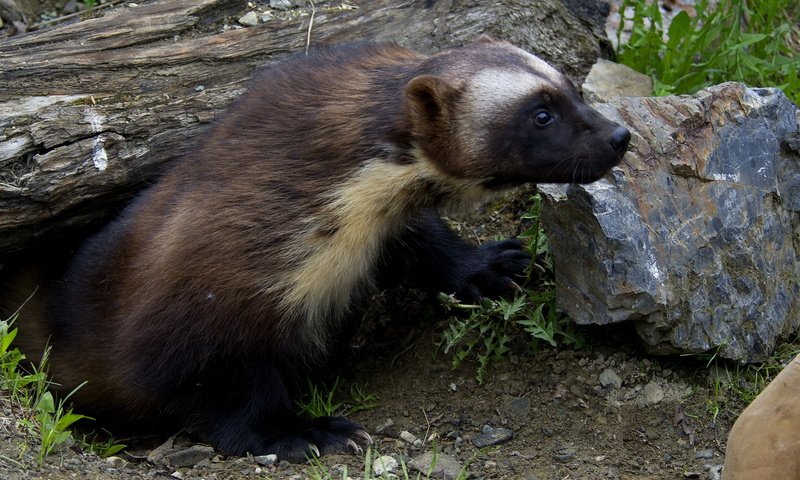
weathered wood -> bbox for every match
[0,0,610,254]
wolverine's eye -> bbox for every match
[533,110,554,127]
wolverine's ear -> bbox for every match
[405,75,461,131]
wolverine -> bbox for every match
[3,38,629,460]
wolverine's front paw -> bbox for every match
[455,239,531,301]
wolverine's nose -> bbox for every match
[609,126,631,155]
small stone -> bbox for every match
[695,449,714,460]
[254,454,277,466]
[541,426,555,436]
[472,425,513,448]
[164,445,216,468]
[171,473,183,480]
[106,456,126,468]
[260,12,274,22]
[238,11,259,26]
[375,418,394,434]
[269,0,292,9]
[644,381,665,404]
[504,396,531,418]
[554,445,578,463]
[62,0,81,14]
[409,452,463,480]
[400,430,417,444]
[599,368,622,389]
[372,455,398,475]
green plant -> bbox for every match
[440,288,583,383]
[1,312,111,464]
[32,388,90,464]
[297,377,379,418]
[439,195,583,383]
[616,0,800,104]
[79,431,127,458]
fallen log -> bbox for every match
[0,0,611,254]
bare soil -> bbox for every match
[0,322,740,480]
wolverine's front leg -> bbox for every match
[383,209,531,301]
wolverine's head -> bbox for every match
[405,37,630,187]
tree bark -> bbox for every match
[0,0,610,254]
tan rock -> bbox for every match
[723,354,800,479]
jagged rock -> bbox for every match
[539,82,800,362]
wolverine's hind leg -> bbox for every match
[384,209,531,301]
[172,359,369,460]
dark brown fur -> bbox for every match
[3,39,629,459]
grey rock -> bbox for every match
[105,456,127,468]
[164,445,216,468]
[554,445,578,463]
[269,0,293,9]
[599,368,622,389]
[540,83,800,361]
[472,425,514,448]
[253,454,277,466]
[582,58,652,102]
[400,430,417,444]
[695,449,714,460]
[408,452,463,480]
[644,381,665,404]
[372,455,399,475]
[503,396,531,418]
[238,11,259,26]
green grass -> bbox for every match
[691,339,800,421]
[297,377,380,418]
[439,195,583,383]
[616,0,800,104]
[0,312,123,465]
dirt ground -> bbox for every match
[0,1,756,479]
[0,314,740,480]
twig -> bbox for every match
[304,0,316,55]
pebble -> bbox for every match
[472,425,513,448]
[409,452,463,480]
[106,456,126,468]
[695,449,714,459]
[400,430,417,444]
[164,445,216,468]
[260,12,274,22]
[503,396,531,418]
[372,455,398,475]
[554,445,578,463]
[644,381,665,404]
[599,368,623,389]
[238,11,259,26]
[254,454,277,466]
[269,0,292,9]
[375,418,395,434]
